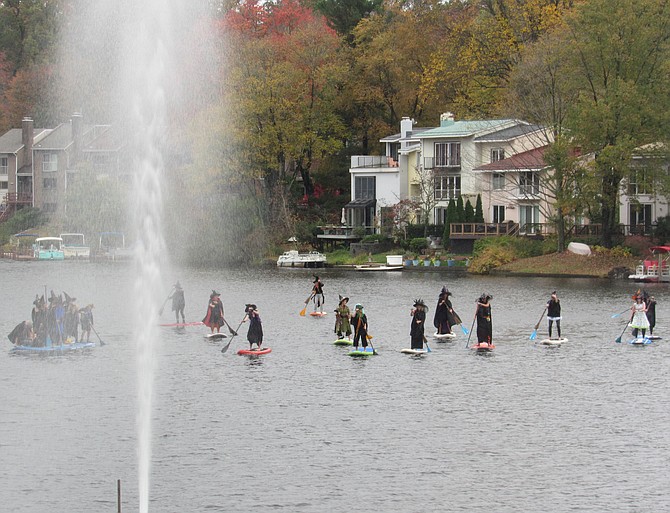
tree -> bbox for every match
[562,0,670,247]
[309,0,382,44]
[474,194,484,222]
[442,197,456,243]
[455,195,465,222]
[464,198,475,222]
[223,0,347,234]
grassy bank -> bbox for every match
[494,252,640,277]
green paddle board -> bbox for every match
[348,348,375,357]
[334,338,353,346]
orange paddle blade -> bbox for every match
[299,306,307,316]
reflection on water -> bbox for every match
[1,262,669,512]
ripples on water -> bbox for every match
[1,262,669,512]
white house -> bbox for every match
[345,113,549,233]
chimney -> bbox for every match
[22,117,34,168]
[440,112,455,127]
[71,113,83,165]
[400,117,414,150]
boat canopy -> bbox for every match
[35,237,63,243]
[649,246,670,253]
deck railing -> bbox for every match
[450,222,519,238]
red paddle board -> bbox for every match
[237,347,272,356]
[471,342,495,352]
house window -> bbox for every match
[0,157,7,174]
[43,202,57,213]
[43,177,57,189]
[519,171,539,196]
[628,168,651,195]
[43,153,58,172]
[434,175,461,200]
[435,142,461,167]
[520,205,540,233]
[435,207,448,225]
[354,176,376,200]
[492,173,505,190]
[629,204,652,234]
[491,148,505,163]
[0,180,8,190]
[389,143,400,162]
[493,205,505,223]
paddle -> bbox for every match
[366,336,377,355]
[299,293,315,317]
[221,316,247,353]
[529,307,547,341]
[611,308,629,319]
[222,318,238,336]
[91,325,106,346]
[459,324,469,335]
[465,306,478,348]
[422,335,432,353]
[158,287,174,316]
[615,313,634,344]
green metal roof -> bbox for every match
[419,119,517,138]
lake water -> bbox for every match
[1,260,669,512]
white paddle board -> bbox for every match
[205,333,227,339]
[400,348,428,355]
[433,332,456,340]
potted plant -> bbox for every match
[447,254,456,267]
[404,255,414,267]
[433,256,442,267]
[423,255,431,266]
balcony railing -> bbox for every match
[435,190,460,201]
[450,222,519,238]
[317,225,375,239]
[423,157,461,170]
[4,192,32,205]
[351,156,398,169]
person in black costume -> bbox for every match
[410,299,427,349]
[546,291,561,340]
[170,281,186,324]
[644,293,656,336]
[352,303,368,351]
[433,288,451,335]
[243,304,263,350]
[476,293,493,345]
[8,320,35,345]
[311,275,324,314]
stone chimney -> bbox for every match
[71,113,83,165]
[440,112,455,127]
[22,117,34,169]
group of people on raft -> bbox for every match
[8,291,95,347]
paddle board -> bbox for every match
[348,348,375,357]
[309,312,327,317]
[433,332,456,340]
[159,321,204,327]
[400,348,428,355]
[628,337,652,345]
[205,333,227,339]
[334,338,353,346]
[12,341,95,353]
[646,335,662,340]
[539,337,567,346]
[471,342,495,352]
[237,347,272,355]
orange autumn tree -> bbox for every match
[222,0,346,224]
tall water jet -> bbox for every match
[56,0,217,510]
[126,4,172,511]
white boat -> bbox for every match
[276,250,326,268]
[33,237,64,260]
[59,233,90,259]
[355,254,403,272]
[629,246,670,283]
